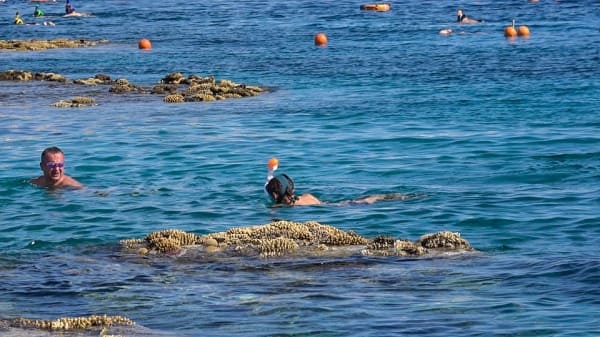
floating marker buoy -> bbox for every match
[518,25,530,37]
[360,3,391,11]
[314,33,328,47]
[138,38,152,50]
[504,19,517,38]
[504,26,517,38]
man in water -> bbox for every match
[30,146,83,189]
[456,9,482,24]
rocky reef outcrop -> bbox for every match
[0,314,134,331]
[0,69,265,105]
[155,72,263,103]
[120,220,473,259]
[51,96,96,108]
[0,39,108,51]
[0,69,67,83]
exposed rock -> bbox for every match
[51,96,96,108]
[73,74,111,85]
[0,70,67,82]
[120,221,474,259]
[1,314,134,331]
[109,78,146,94]
[1,69,265,103]
[0,39,109,51]
[164,93,185,103]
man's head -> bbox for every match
[40,146,66,185]
[265,174,295,205]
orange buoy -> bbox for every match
[504,26,517,38]
[314,33,328,47]
[138,38,152,50]
[518,25,530,37]
[360,3,391,11]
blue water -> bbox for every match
[1,0,599,336]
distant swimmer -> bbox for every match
[65,0,75,14]
[456,9,482,24]
[30,146,83,189]
[34,5,45,17]
[14,12,24,25]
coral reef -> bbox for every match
[0,69,67,83]
[73,74,112,85]
[0,39,109,51]
[109,78,147,94]
[0,69,265,104]
[417,231,471,250]
[120,220,473,258]
[155,72,263,103]
[51,96,97,108]
[0,314,134,331]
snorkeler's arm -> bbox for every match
[351,193,411,204]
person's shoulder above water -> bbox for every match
[30,175,83,189]
[456,9,482,24]
[294,193,321,206]
[30,146,83,189]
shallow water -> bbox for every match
[1,0,599,336]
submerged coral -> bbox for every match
[120,220,473,259]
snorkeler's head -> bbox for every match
[265,173,295,205]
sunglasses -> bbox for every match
[45,162,64,169]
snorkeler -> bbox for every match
[65,0,75,14]
[14,12,24,25]
[34,5,45,17]
[265,172,322,206]
[264,158,415,207]
[456,9,482,24]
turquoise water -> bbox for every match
[1,0,599,336]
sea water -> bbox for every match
[0,0,599,336]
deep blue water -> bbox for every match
[1,0,599,336]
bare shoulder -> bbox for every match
[295,193,321,206]
[30,176,44,187]
[61,175,84,188]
